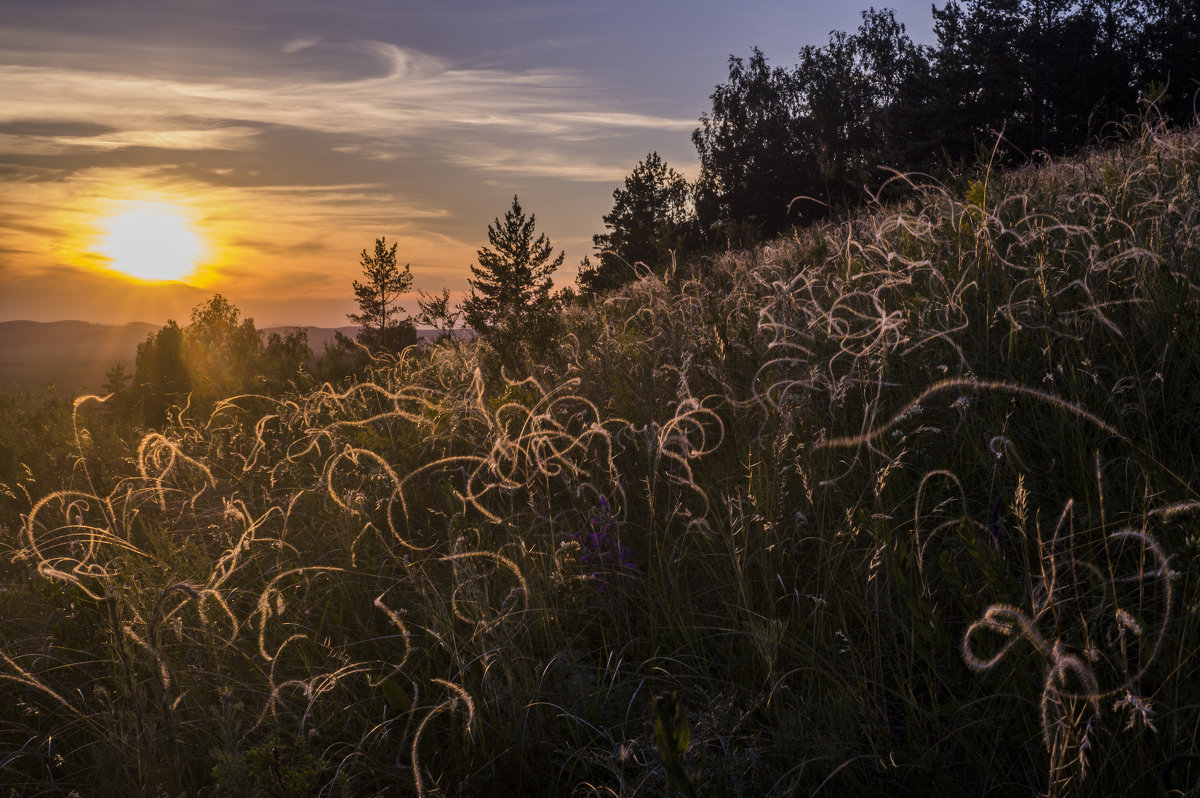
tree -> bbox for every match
[134,320,189,425]
[186,294,263,396]
[794,9,931,204]
[311,331,370,386]
[101,363,130,396]
[416,288,462,344]
[348,237,416,353]
[581,152,693,297]
[692,48,813,241]
[261,329,313,389]
[98,362,133,419]
[461,196,564,342]
[922,0,1142,164]
[1138,0,1200,123]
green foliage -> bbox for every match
[212,736,344,798]
[416,287,462,344]
[310,330,371,386]
[124,295,316,426]
[186,293,263,396]
[462,195,564,356]
[261,329,313,390]
[654,692,697,798]
[134,318,191,425]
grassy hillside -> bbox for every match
[1,120,1198,796]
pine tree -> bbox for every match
[348,237,416,353]
[581,152,692,297]
[462,196,563,341]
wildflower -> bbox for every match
[573,497,634,589]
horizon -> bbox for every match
[0,318,447,333]
[0,0,935,328]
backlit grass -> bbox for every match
[2,116,1198,795]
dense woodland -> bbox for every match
[0,1,1199,795]
[583,0,1200,291]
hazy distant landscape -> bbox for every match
[0,321,460,396]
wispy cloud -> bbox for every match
[442,146,631,182]
[282,35,322,55]
[0,39,690,171]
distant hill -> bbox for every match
[262,325,361,355]
[0,321,463,397]
[0,320,159,397]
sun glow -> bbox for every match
[97,203,205,282]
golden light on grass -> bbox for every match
[97,203,205,282]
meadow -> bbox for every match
[1,116,1198,796]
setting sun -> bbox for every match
[97,204,205,282]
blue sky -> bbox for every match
[0,0,938,326]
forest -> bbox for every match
[0,1,1199,795]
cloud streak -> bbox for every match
[0,38,692,170]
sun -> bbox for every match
[97,203,205,282]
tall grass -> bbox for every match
[1,116,1198,795]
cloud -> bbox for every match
[442,146,630,182]
[0,126,261,156]
[0,38,692,173]
[283,35,322,54]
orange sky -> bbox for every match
[0,0,934,328]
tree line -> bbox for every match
[583,0,1200,291]
[354,0,1200,363]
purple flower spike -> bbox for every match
[573,497,634,586]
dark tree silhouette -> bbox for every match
[692,11,928,243]
[101,363,130,396]
[462,196,563,343]
[416,288,462,344]
[692,48,810,242]
[348,237,416,353]
[794,9,930,204]
[1139,0,1200,123]
[685,0,1200,247]
[581,152,693,296]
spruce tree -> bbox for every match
[462,196,563,342]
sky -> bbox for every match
[0,0,937,328]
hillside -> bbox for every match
[1,122,1197,796]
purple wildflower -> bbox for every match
[572,497,634,587]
